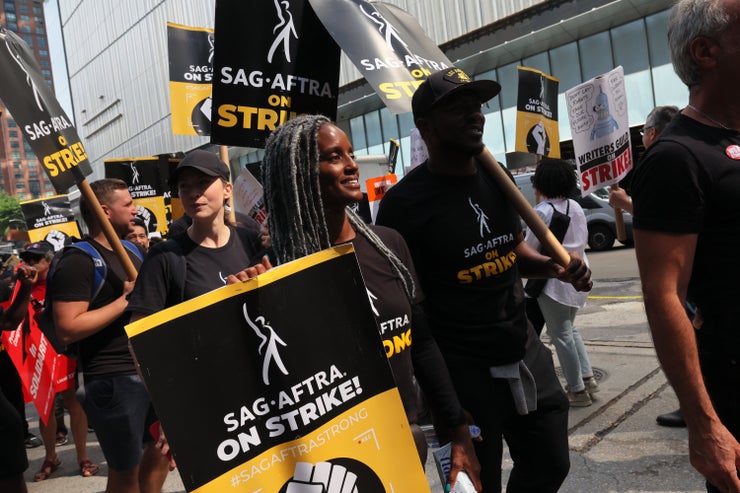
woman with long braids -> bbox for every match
[262,114,481,491]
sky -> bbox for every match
[44,0,73,118]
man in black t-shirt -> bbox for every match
[377,68,592,493]
[51,179,170,492]
[631,1,740,491]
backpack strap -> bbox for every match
[64,240,142,302]
[120,239,145,263]
[544,201,572,244]
[546,200,570,216]
[67,241,107,301]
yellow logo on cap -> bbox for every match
[445,68,472,84]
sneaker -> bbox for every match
[25,433,43,448]
[584,377,600,393]
[55,432,68,446]
[567,390,592,407]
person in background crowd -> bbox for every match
[52,179,170,493]
[0,256,42,451]
[16,242,99,481]
[610,105,686,428]
[125,218,150,253]
[260,114,481,492]
[525,159,597,407]
[607,105,679,214]
[377,68,592,493]
[631,0,740,491]
[0,263,40,493]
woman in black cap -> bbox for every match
[128,150,270,319]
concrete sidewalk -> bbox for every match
[23,276,706,493]
[23,348,704,493]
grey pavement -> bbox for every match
[23,245,707,493]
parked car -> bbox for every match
[513,172,632,251]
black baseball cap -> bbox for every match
[412,67,501,122]
[171,150,230,186]
[20,241,54,261]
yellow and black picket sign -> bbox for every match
[167,22,214,136]
[126,245,430,493]
[0,28,92,193]
[211,1,340,148]
[310,0,454,115]
[515,66,560,158]
[105,157,173,237]
[20,195,81,249]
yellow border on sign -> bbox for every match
[167,21,214,34]
[517,65,560,83]
[104,157,159,163]
[19,194,69,205]
[125,244,355,338]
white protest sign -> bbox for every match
[565,66,632,196]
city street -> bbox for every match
[23,244,707,493]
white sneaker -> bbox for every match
[584,377,600,393]
[567,390,592,407]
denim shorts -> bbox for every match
[78,374,157,471]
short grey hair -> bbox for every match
[668,0,733,87]
[645,105,679,134]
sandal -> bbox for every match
[34,457,61,482]
[79,459,100,478]
[55,432,68,445]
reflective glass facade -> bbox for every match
[305,9,688,182]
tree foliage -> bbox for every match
[0,193,26,233]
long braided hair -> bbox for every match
[262,114,416,301]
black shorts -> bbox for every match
[78,374,157,471]
[0,387,28,479]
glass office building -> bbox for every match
[58,0,685,186]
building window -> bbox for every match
[15,182,26,190]
[19,15,30,22]
[349,116,367,151]
[36,26,44,34]
[29,181,41,197]
[6,12,16,21]
[8,130,18,138]
[34,7,42,15]
[18,5,29,14]
[11,152,21,160]
[14,173,24,180]
[21,25,31,34]
[4,2,16,12]
[37,37,46,48]
[10,141,20,149]
[7,21,17,30]
[39,59,49,68]
[38,49,48,58]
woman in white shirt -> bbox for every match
[525,159,598,407]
